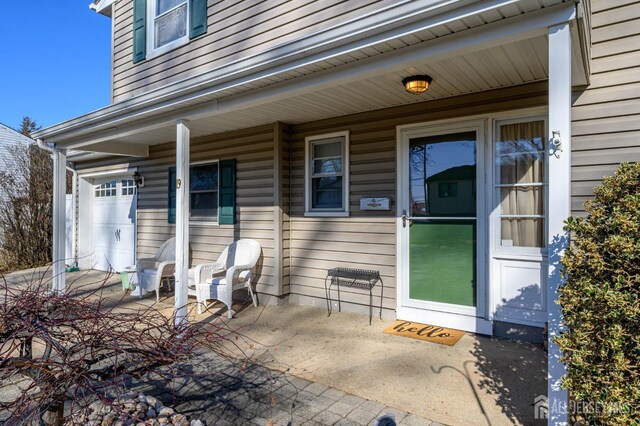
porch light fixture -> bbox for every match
[402,75,433,95]
[133,171,144,187]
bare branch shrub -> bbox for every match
[0,272,246,426]
[0,143,53,272]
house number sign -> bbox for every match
[360,197,390,211]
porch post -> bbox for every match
[52,149,67,293]
[547,22,571,425]
[175,120,190,327]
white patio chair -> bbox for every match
[188,239,261,318]
[136,237,176,301]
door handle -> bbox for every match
[402,210,412,228]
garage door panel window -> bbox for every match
[121,179,137,196]
[95,181,117,198]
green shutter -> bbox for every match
[189,0,208,39]
[133,0,147,63]
[168,167,176,224]
[218,159,236,225]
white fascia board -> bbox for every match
[89,0,113,17]
[39,1,575,148]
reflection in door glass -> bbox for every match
[408,132,477,307]
[409,132,476,217]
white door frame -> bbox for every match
[396,119,491,334]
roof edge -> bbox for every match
[90,0,113,17]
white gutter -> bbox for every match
[36,138,55,154]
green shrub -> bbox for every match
[558,162,640,425]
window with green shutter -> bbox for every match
[134,0,208,63]
[132,0,147,63]
[168,167,176,224]
[167,160,235,225]
[218,159,236,225]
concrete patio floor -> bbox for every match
[3,268,546,426]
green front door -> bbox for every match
[408,131,477,307]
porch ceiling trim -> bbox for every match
[75,141,149,157]
[36,1,578,149]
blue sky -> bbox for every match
[0,3,111,130]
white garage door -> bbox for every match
[92,177,136,272]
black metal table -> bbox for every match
[325,267,383,325]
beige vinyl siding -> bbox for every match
[77,124,281,296]
[111,0,404,101]
[288,82,548,314]
[278,122,292,295]
[571,0,640,214]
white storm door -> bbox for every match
[397,120,491,334]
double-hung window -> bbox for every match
[305,132,349,216]
[190,163,219,221]
[150,0,189,54]
[168,162,219,223]
[494,118,547,248]
[133,0,208,63]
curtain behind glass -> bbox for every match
[497,120,545,247]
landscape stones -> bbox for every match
[158,407,174,416]
[102,413,117,426]
[144,396,159,409]
[70,393,204,426]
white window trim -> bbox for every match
[304,131,350,217]
[146,0,190,60]
[187,159,219,225]
[492,115,548,257]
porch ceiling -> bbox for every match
[189,35,552,137]
[38,1,586,156]
[77,34,555,149]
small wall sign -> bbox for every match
[360,197,390,211]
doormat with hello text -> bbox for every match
[383,320,465,346]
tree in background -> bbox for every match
[0,117,53,271]
[18,116,39,137]
[558,162,640,425]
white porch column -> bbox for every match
[174,120,190,327]
[52,149,67,293]
[547,22,571,425]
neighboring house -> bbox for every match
[0,123,33,189]
[32,1,640,422]
[0,123,34,241]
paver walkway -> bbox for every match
[140,351,439,426]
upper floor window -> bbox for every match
[133,0,208,63]
[304,132,350,216]
[150,0,188,52]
